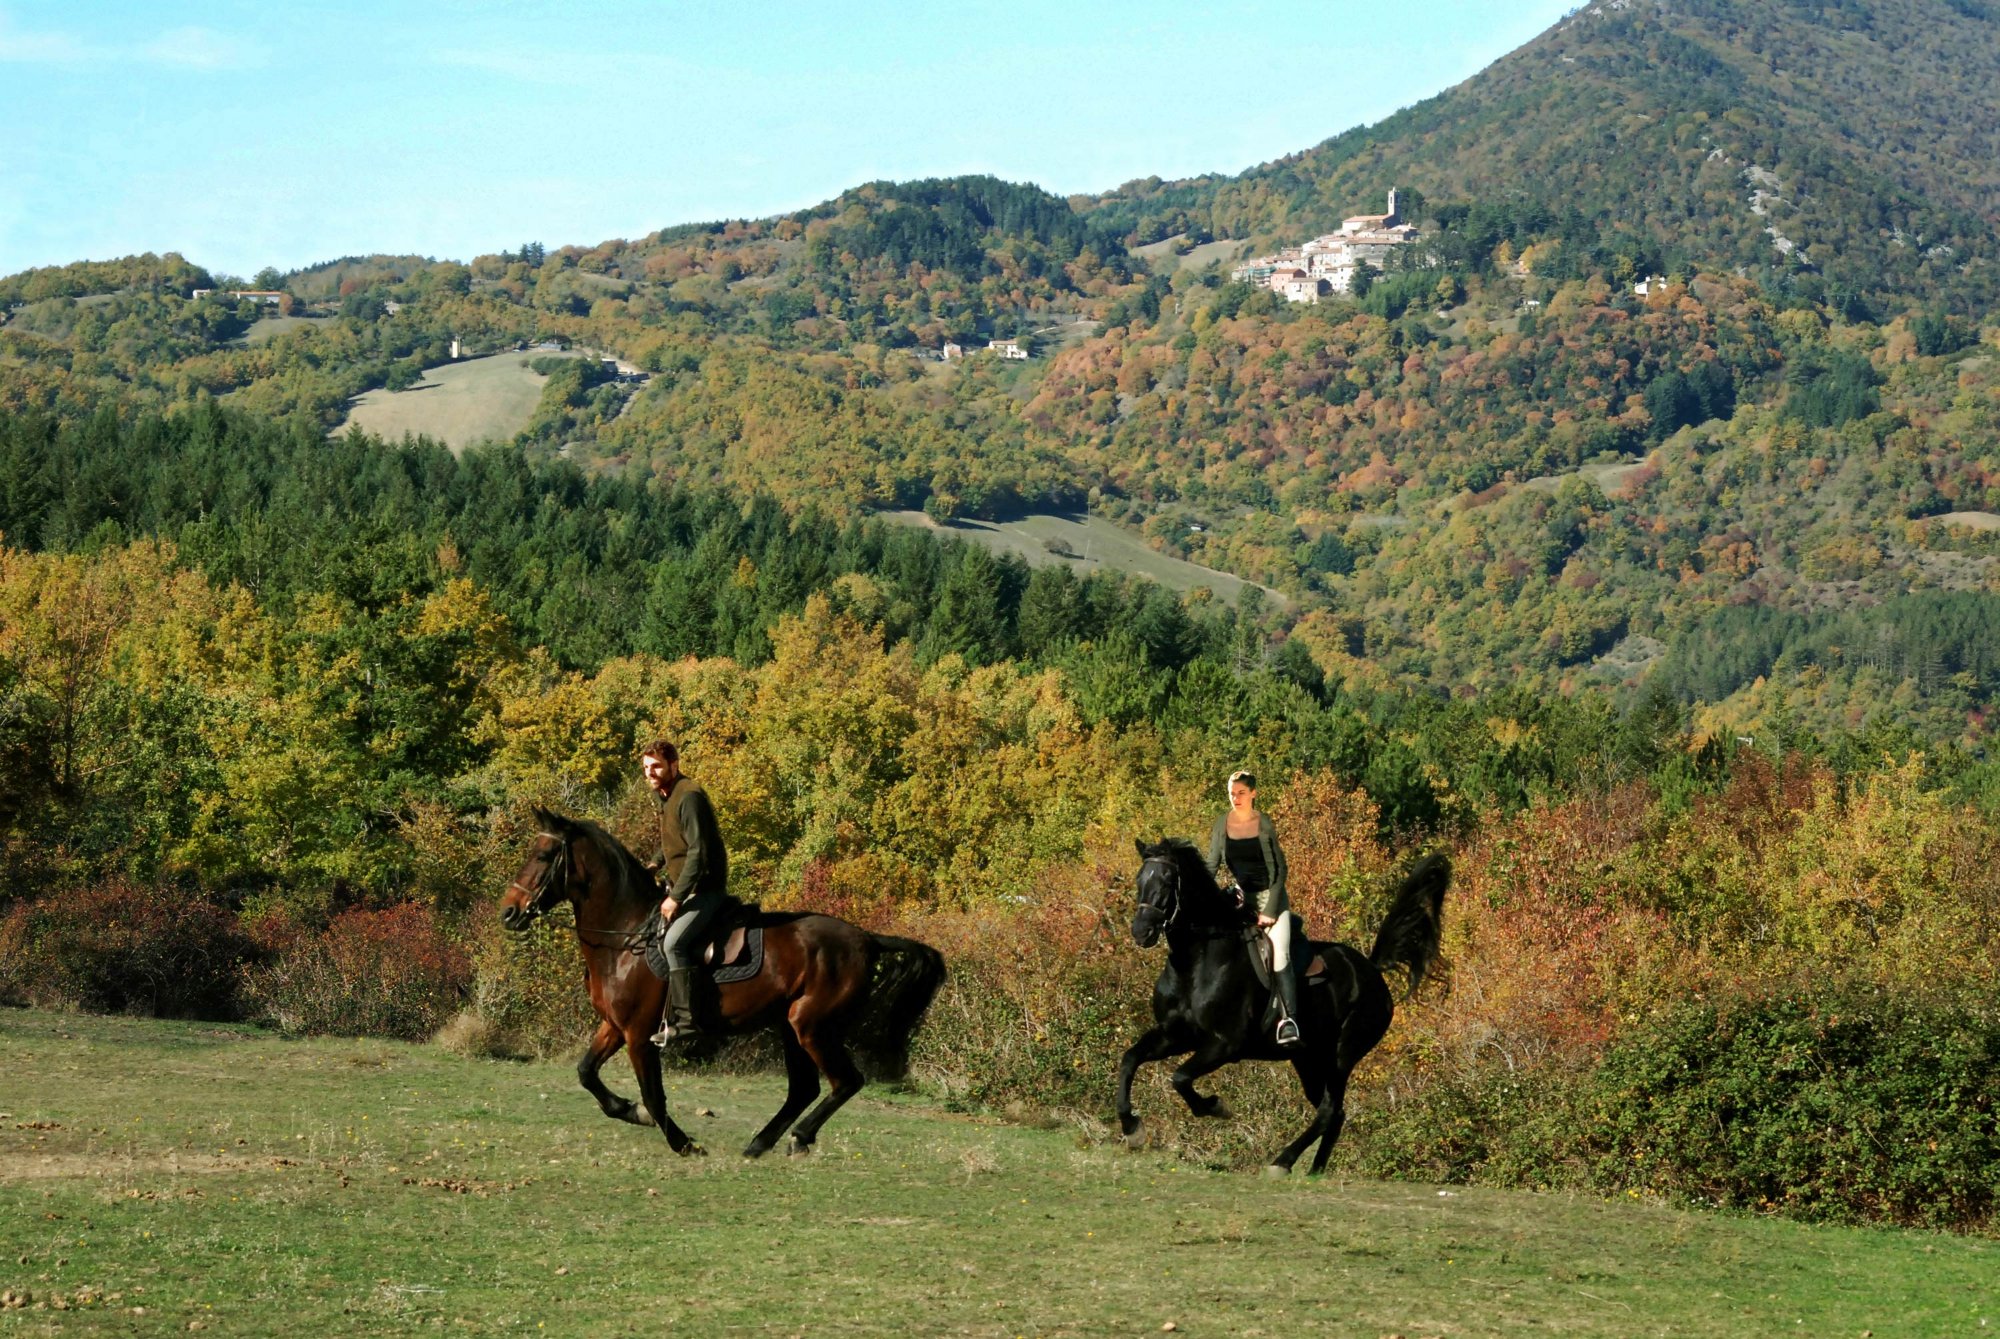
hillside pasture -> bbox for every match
[882,509,1285,606]
[237,315,330,346]
[0,1010,1992,1336]
[1131,237,1252,275]
[337,350,584,452]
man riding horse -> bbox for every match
[640,738,732,1049]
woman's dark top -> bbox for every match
[1205,810,1289,919]
[1225,835,1271,894]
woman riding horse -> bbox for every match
[1119,840,1449,1175]
[1205,770,1298,1046]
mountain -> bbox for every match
[1087,0,2000,313]
[4,0,1999,752]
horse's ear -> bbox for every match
[1135,838,1150,859]
[529,805,558,834]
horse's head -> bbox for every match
[1132,839,1184,947]
[500,806,586,932]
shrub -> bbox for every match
[464,909,599,1057]
[433,1008,533,1061]
[1577,988,2000,1230]
[0,879,248,1018]
[243,902,472,1040]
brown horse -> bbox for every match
[498,806,945,1158]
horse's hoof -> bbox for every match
[1201,1099,1233,1121]
[742,1141,769,1160]
[788,1138,813,1157]
[673,1141,707,1158]
[1121,1120,1145,1151]
[1263,1164,1292,1179]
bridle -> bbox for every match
[1137,854,1183,934]
[506,830,573,917]
[505,829,650,950]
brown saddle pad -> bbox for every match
[703,923,763,983]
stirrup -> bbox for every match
[649,1019,676,1047]
[1274,1016,1302,1047]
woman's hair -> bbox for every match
[1227,770,1257,790]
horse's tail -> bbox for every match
[849,934,947,1080]
[1368,853,1451,998]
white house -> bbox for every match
[987,339,1029,360]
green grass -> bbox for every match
[337,351,583,453]
[880,510,1283,607]
[1,1009,1994,1336]
[236,315,330,347]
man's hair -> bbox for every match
[639,738,680,763]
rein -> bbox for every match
[515,830,654,952]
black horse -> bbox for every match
[1117,840,1449,1175]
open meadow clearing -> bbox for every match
[881,510,1284,607]
[337,351,583,452]
[1,1010,1993,1337]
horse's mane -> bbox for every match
[536,808,656,912]
[1146,837,1226,900]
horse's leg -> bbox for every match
[1169,1036,1239,1120]
[1303,1005,1390,1174]
[624,1024,703,1157]
[1267,1066,1340,1176]
[1116,1025,1193,1147]
[578,1019,652,1126]
[1290,1052,1326,1109]
[1304,1065,1355,1175]
[1272,1009,1379,1175]
[784,1017,864,1155]
[743,1024,820,1160]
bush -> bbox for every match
[1577,989,2000,1229]
[0,879,248,1017]
[465,910,599,1057]
[243,902,472,1040]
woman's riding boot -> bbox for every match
[1273,968,1302,1047]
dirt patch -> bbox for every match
[0,1151,269,1182]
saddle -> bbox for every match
[1241,913,1328,991]
[640,899,764,985]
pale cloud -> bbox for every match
[0,12,90,62]
[0,13,263,69]
[138,26,265,71]
[433,45,697,88]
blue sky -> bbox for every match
[1,1,1577,279]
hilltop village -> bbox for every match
[1230,191,1419,301]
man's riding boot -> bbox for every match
[651,968,705,1049]
[1273,966,1302,1048]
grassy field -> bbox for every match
[1,1011,1994,1337]
[338,350,583,453]
[881,511,1284,607]
[1130,238,1252,275]
[237,315,330,346]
